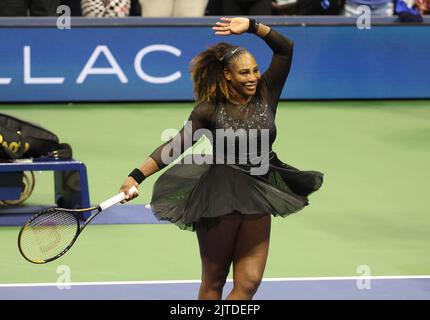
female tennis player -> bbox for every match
[119,17,323,300]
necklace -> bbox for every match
[227,96,253,110]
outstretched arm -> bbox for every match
[147,107,206,171]
[119,103,211,201]
[259,26,294,106]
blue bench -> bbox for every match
[0,160,90,214]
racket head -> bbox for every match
[18,208,81,264]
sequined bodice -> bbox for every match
[216,97,275,131]
[211,96,277,165]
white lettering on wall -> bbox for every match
[24,46,65,84]
[76,45,128,84]
[134,44,182,84]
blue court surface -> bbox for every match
[0,204,166,226]
[1,276,429,300]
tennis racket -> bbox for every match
[17,186,138,264]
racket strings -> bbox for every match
[19,210,80,263]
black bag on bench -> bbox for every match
[0,113,72,161]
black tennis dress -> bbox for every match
[147,29,324,231]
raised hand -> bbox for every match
[212,17,250,36]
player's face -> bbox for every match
[225,53,261,99]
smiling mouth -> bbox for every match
[245,83,257,90]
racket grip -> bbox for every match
[99,186,138,211]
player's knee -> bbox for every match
[203,268,229,289]
[235,274,262,296]
[202,276,227,291]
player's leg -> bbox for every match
[226,213,271,300]
[196,214,242,300]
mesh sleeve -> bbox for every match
[260,28,294,109]
[148,102,213,170]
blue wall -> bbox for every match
[0,18,429,102]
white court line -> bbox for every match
[1,275,430,288]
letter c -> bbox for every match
[134,45,182,84]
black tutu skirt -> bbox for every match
[149,153,323,231]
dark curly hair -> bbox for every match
[190,42,248,104]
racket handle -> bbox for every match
[99,186,138,211]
